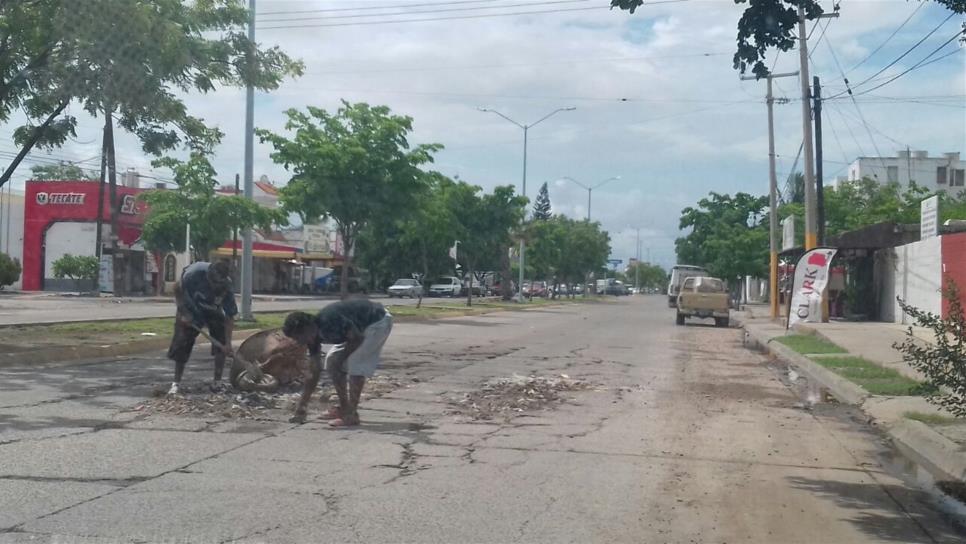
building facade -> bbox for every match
[842,150,964,192]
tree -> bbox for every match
[29,162,95,181]
[139,154,287,261]
[625,261,667,290]
[533,182,552,221]
[257,101,442,298]
[453,184,527,306]
[52,254,98,291]
[0,253,21,289]
[0,0,304,188]
[676,192,769,283]
[609,1,965,78]
[529,216,611,298]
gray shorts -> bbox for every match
[324,313,393,377]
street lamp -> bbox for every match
[558,175,621,221]
[478,106,576,302]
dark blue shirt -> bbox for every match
[315,300,386,345]
[180,262,238,326]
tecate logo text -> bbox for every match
[35,192,85,205]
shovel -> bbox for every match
[189,324,278,391]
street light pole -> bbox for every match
[478,106,575,302]
[240,0,255,320]
[558,176,622,221]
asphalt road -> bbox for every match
[0,293,418,326]
[0,296,963,543]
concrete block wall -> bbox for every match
[941,232,966,317]
[876,237,942,324]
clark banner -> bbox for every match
[786,247,838,330]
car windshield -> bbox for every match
[6,1,964,541]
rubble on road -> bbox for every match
[130,374,409,421]
[445,374,593,421]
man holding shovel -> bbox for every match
[167,261,237,395]
[283,300,393,427]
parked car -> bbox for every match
[429,276,462,297]
[523,281,548,298]
[387,278,423,298]
[676,276,729,327]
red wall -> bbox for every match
[22,181,148,290]
[941,232,966,318]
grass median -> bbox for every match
[812,355,934,396]
[774,334,847,355]
[0,296,604,353]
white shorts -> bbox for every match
[324,313,393,377]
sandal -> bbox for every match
[328,415,360,428]
[319,406,343,420]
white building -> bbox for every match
[841,150,964,192]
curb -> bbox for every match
[890,419,966,483]
[743,325,869,405]
[0,328,264,369]
[742,321,964,485]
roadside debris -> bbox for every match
[446,374,593,421]
[131,373,408,421]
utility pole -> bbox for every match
[741,70,797,319]
[232,172,240,279]
[478,106,575,302]
[241,0,255,320]
[813,76,825,245]
[93,119,108,295]
[797,5,839,250]
[635,228,641,290]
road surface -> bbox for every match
[0,296,962,543]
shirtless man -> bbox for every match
[283,300,393,427]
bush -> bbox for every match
[895,281,966,417]
[52,254,99,281]
[0,253,21,289]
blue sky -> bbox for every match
[3,0,963,270]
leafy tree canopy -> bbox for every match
[29,162,95,181]
[533,182,552,221]
[139,154,287,261]
[257,101,442,297]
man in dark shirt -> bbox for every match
[167,261,237,395]
[283,300,393,427]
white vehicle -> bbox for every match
[667,264,708,307]
[429,276,463,297]
[387,278,423,298]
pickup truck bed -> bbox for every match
[675,277,730,327]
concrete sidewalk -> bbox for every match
[735,305,966,484]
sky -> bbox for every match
[2,0,964,271]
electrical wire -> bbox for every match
[851,30,965,97]
[257,0,591,23]
[846,0,925,74]
[843,11,956,94]
[258,0,508,16]
[257,0,690,30]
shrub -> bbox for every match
[52,254,99,284]
[0,253,21,289]
[895,281,966,417]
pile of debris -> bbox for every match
[446,374,592,421]
[131,374,409,421]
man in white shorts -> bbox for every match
[283,300,393,427]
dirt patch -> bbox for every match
[130,374,409,421]
[445,374,594,422]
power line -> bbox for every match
[844,11,956,94]
[306,50,730,75]
[851,30,965,97]
[258,0,591,23]
[258,0,508,16]
[846,0,925,74]
[257,1,689,30]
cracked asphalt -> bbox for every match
[1,296,964,543]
